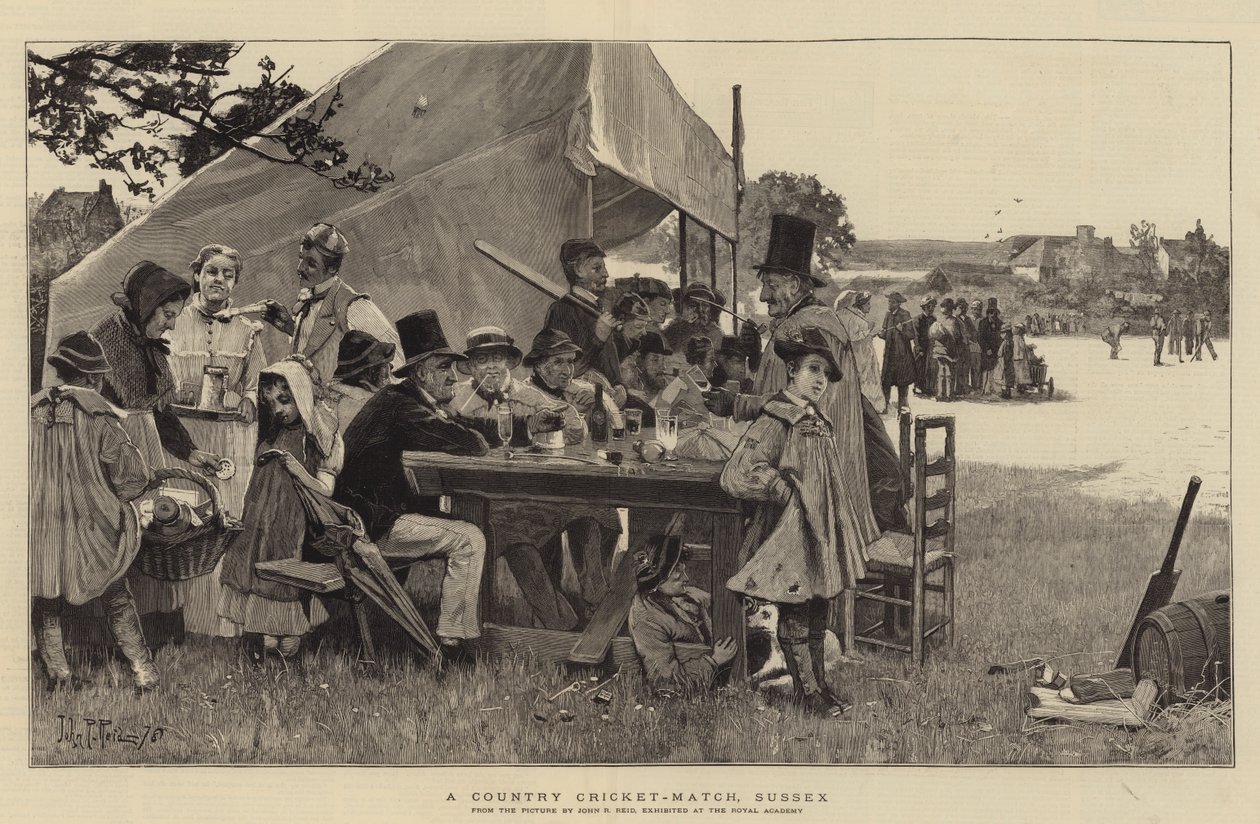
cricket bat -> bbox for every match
[475,239,601,320]
[1114,476,1201,669]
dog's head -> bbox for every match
[743,597,778,632]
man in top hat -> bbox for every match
[259,222,404,384]
[31,331,160,691]
[1150,307,1167,366]
[337,311,564,658]
[877,291,916,412]
[663,282,728,369]
[977,297,1003,395]
[929,298,960,401]
[326,330,396,436]
[627,535,736,694]
[913,296,938,396]
[955,296,978,394]
[541,238,627,406]
[703,213,911,542]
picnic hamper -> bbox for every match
[132,467,243,581]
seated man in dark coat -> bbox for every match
[336,310,563,658]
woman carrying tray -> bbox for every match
[90,261,222,647]
[168,244,267,636]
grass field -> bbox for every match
[30,460,1231,766]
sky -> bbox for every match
[28,39,1230,244]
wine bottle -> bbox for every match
[589,383,609,443]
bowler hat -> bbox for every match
[636,331,672,357]
[887,291,907,304]
[634,534,684,592]
[458,326,523,375]
[47,330,111,376]
[111,261,192,323]
[393,311,465,377]
[333,330,397,380]
[717,335,747,359]
[755,214,827,287]
[523,328,583,367]
[773,325,842,382]
[672,281,725,309]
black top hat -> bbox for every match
[393,311,465,377]
[333,330,396,381]
[523,328,584,367]
[634,534,684,592]
[755,214,827,287]
[47,330,111,377]
[717,335,747,359]
[112,261,192,324]
[458,326,523,375]
[773,326,842,382]
[636,331,672,357]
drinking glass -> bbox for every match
[656,413,679,460]
[624,408,643,437]
[496,405,514,452]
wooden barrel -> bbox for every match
[1131,591,1230,704]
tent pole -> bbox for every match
[678,209,688,292]
[709,228,718,291]
[586,177,594,237]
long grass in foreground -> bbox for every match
[31,461,1231,765]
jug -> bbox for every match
[198,365,229,411]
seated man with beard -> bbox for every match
[622,330,672,426]
[480,328,622,625]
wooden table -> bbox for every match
[402,431,748,679]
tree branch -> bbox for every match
[29,51,333,175]
[47,46,233,77]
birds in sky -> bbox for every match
[994,209,1002,215]
[1014,197,1023,203]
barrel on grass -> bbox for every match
[1131,591,1230,705]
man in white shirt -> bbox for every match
[262,222,404,383]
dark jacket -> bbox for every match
[336,381,499,540]
[543,293,623,388]
[978,314,1003,370]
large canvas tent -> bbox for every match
[45,42,737,372]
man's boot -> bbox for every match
[32,598,72,686]
[101,580,160,691]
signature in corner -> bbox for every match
[55,715,166,751]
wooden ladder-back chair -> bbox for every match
[844,410,956,665]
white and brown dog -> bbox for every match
[744,597,844,695]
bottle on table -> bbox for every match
[589,383,609,443]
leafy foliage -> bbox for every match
[1128,220,1160,281]
[27,43,383,199]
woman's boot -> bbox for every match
[101,580,160,691]
[32,598,72,686]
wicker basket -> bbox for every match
[132,467,243,581]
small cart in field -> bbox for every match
[1029,358,1055,396]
